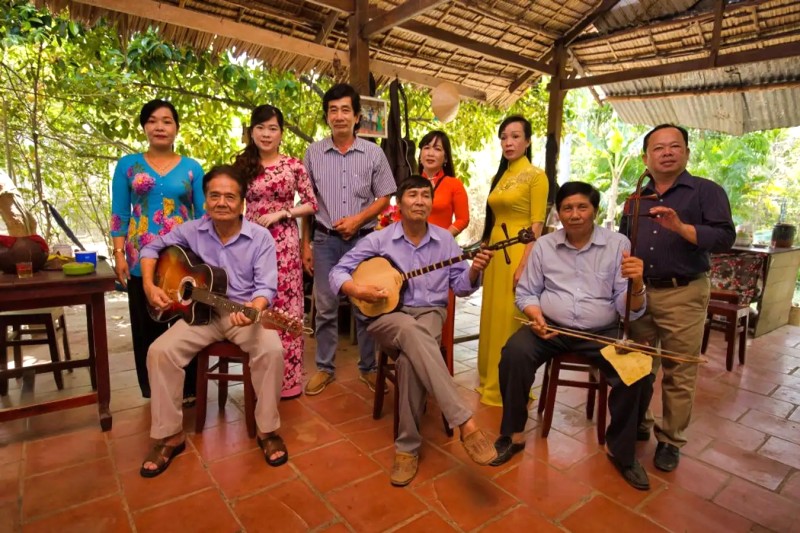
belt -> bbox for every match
[644,274,702,289]
[314,222,373,239]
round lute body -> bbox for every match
[350,256,404,317]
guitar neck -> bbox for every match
[191,288,259,320]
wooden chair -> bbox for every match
[0,308,71,395]
[537,352,608,444]
[195,341,256,438]
[702,290,749,371]
[373,316,455,439]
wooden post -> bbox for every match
[544,40,566,206]
[348,0,370,94]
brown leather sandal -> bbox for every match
[140,440,186,478]
[257,434,289,467]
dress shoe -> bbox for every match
[489,435,525,466]
[607,454,650,490]
[654,442,680,472]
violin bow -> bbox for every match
[622,170,652,342]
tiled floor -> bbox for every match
[2,294,800,532]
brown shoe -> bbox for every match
[461,429,497,465]
[359,371,387,394]
[390,452,419,486]
[304,371,334,396]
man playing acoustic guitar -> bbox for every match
[138,165,288,477]
[330,175,498,486]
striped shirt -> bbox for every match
[304,137,396,229]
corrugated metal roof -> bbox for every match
[593,0,701,33]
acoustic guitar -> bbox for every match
[147,245,309,337]
[350,228,535,317]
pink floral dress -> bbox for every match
[245,155,317,398]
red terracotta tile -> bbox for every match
[714,477,799,532]
[291,440,381,493]
[565,452,665,509]
[780,470,800,501]
[727,389,795,418]
[339,377,380,402]
[188,419,257,462]
[748,354,800,375]
[371,441,459,486]
[235,478,335,532]
[642,484,752,533]
[305,391,373,425]
[561,494,668,533]
[758,436,800,470]
[109,431,152,473]
[108,405,151,440]
[771,385,800,406]
[545,402,596,437]
[0,461,20,506]
[316,523,351,533]
[689,413,767,451]
[523,428,600,470]
[480,505,564,533]
[0,442,22,465]
[392,511,458,532]
[25,427,109,477]
[327,472,427,533]
[699,440,791,490]
[643,454,729,500]
[22,457,118,520]
[338,417,394,454]
[22,495,131,533]
[0,501,20,533]
[120,451,213,511]
[412,468,517,531]
[208,448,295,499]
[280,414,343,456]
[679,431,714,458]
[717,371,779,396]
[740,409,800,445]
[790,408,800,423]
[133,488,239,533]
[297,383,350,407]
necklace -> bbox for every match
[144,152,180,176]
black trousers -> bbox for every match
[499,323,653,467]
[127,276,197,398]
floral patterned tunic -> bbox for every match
[245,155,318,398]
[110,153,205,276]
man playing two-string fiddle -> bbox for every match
[492,181,654,490]
[329,175,498,486]
[620,124,735,473]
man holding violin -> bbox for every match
[329,175,497,486]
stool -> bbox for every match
[0,307,71,395]
[195,341,256,438]
[537,352,607,444]
[373,329,455,440]
[702,298,749,371]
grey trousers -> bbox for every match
[367,306,472,454]
[147,312,284,439]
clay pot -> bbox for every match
[0,236,49,274]
[771,223,796,248]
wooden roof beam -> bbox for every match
[363,0,450,37]
[562,40,800,89]
[316,11,339,44]
[708,0,727,67]
[302,0,353,14]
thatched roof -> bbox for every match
[37,0,800,133]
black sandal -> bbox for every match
[140,440,186,478]
[257,434,289,467]
[490,435,525,466]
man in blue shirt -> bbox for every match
[620,124,735,473]
[493,181,652,490]
[330,175,497,486]
[138,165,287,478]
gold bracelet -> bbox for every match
[113,248,125,255]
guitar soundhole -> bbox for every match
[179,281,194,301]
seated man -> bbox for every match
[492,181,653,490]
[329,175,497,486]
[138,165,287,478]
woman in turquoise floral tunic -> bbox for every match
[110,99,205,400]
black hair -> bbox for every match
[139,99,179,129]
[642,124,689,152]
[418,130,456,178]
[556,181,600,211]
[397,175,434,202]
[322,83,361,116]
[481,115,533,242]
[232,104,284,185]
[202,165,248,199]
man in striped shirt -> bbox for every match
[302,83,397,396]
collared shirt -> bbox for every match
[329,221,479,307]
[619,170,735,278]
[304,136,397,229]
[140,216,277,305]
[516,225,645,329]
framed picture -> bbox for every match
[358,96,388,138]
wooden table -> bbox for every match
[729,245,800,337]
[0,261,117,430]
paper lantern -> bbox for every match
[431,82,460,123]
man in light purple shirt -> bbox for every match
[330,175,497,486]
[492,181,652,491]
[137,165,287,478]
[302,83,397,397]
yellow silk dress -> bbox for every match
[477,156,548,406]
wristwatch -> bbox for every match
[113,248,125,255]
[632,284,647,296]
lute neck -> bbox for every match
[402,249,477,281]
